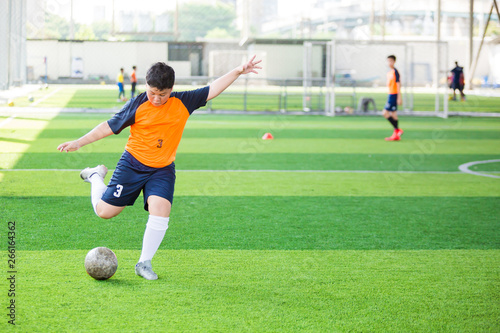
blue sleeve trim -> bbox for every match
[171,86,210,115]
[107,93,148,134]
[394,69,400,83]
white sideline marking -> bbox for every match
[0,168,466,174]
[458,160,500,179]
[0,115,16,128]
[31,87,63,106]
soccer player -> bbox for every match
[383,55,403,141]
[450,61,466,101]
[117,68,125,102]
[130,66,137,99]
[57,56,262,280]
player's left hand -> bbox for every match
[239,55,262,75]
[57,140,80,153]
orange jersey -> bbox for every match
[387,68,400,95]
[130,71,137,83]
[107,87,209,168]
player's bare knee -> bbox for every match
[147,196,172,217]
[95,206,117,219]
[96,209,114,219]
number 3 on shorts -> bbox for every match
[113,184,124,198]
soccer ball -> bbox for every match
[84,247,118,280]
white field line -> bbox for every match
[458,160,500,179]
[0,115,16,128]
[31,87,63,106]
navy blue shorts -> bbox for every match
[384,94,398,112]
[451,81,464,90]
[101,151,176,211]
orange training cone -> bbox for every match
[262,133,274,140]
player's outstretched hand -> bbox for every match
[239,55,262,75]
[57,140,80,153]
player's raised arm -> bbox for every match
[57,121,113,153]
[207,55,262,101]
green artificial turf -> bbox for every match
[13,250,500,332]
[2,85,500,112]
[0,113,499,331]
[1,196,499,251]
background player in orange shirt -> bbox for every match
[130,65,137,99]
[57,56,262,280]
[383,55,403,141]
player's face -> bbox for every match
[387,58,395,68]
[146,85,172,107]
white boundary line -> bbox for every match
[0,115,16,128]
[458,160,500,179]
[31,87,63,106]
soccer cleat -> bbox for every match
[385,129,399,141]
[135,260,158,280]
[80,165,108,183]
[396,128,404,138]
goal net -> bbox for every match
[303,40,449,117]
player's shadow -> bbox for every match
[89,277,156,286]
[0,136,32,145]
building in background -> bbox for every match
[5,0,500,87]
[260,0,496,40]
[237,0,278,37]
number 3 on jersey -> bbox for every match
[113,184,124,198]
[157,139,163,148]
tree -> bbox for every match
[43,12,70,39]
[91,20,112,40]
[75,25,96,40]
[205,27,235,39]
[178,3,238,41]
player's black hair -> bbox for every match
[132,65,136,70]
[387,55,396,61]
[146,62,175,90]
[120,67,124,71]
[454,61,458,66]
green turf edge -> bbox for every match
[5,249,499,332]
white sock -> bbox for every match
[138,215,169,263]
[89,173,107,216]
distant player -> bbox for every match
[130,66,137,99]
[383,55,403,141]
[117,68,125,102]
[450,61,466,101]
[57,56,262,280]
